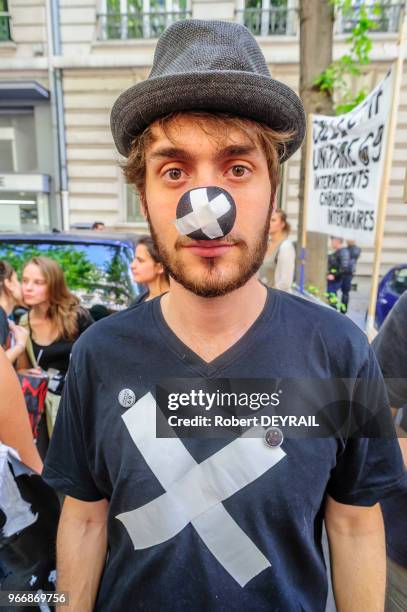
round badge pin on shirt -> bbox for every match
[174,186,236,240]
[264,427,284,448]
[118,388,136,408]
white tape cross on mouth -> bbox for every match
[174,186,237,240]
[116,392,286,587]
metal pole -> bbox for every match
[299,113,314,293]
[45,0,69,230]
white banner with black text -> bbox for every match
[306,70,394,246]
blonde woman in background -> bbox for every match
[18,256,93,436]
[259,208,296,292]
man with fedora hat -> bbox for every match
[43,19,406,611]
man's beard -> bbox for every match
[146,205,272,298]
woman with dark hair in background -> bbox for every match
[130,235,170,305]
[259,208,296,292]
[0,261,29,364]
[18,256,93,436]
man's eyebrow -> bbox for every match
[148,147,195,162]
[215,144,258,160]
[147,143,259,164]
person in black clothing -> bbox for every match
[326,236,350,311]
[372,291,407,611]
[346,240,361,271]
[42,19,407,612]
[339,240,361,313]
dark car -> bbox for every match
[0,231,143,311]
[376,264,407,327]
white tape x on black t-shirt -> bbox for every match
[43,289,407,612]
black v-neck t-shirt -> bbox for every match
[43,289,407,611]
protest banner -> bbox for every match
[300,14,406,337]
[366,17,407,336]
[305,70,394,246]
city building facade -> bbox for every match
[0,0,406,278]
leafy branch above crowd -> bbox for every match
[314,0,382,114]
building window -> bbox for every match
[126,185,146,223]
[0,190,50,232]
[98,0,192,40]
[0,0,11,41]
[0,138,14,172]
[0,112,37,173]
[236,0,296,37]
[335,2,403,35]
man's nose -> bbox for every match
[191,165,220,189]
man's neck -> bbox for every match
[160,277,268,363]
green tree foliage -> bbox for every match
[105,248,134,302]
[0,243,135,307]
[0,244,102,289]
[306,283,347,312]
[107,0,187,12]
[314,0,382,114]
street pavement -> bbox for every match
[345,277,370,331]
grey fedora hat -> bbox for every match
[110,19,305,162]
